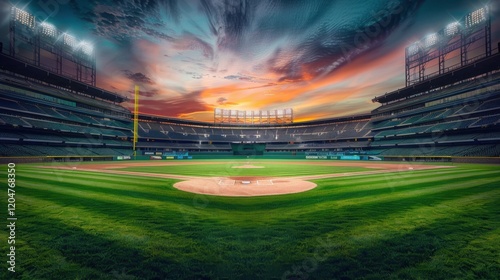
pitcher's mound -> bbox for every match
[173,177,316,197]
[231,165,265,169]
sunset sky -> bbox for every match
[1,0,498,122]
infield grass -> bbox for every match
[1,160,499,279]
[117,162,372,177]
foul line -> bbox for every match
[257,180,273,185]
[218,180,235,186]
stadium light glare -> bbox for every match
[40,22,57,38]
[79,41,94,56]
[63,33,78,48]
[408,43,419,55]
[466,7,487,27]
[424,33,438,48]
[445,22,460,36]
[12,7,35,29]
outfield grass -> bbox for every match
[0,161,499,279]
[118,162,372,177]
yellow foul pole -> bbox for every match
[133,85,139,159]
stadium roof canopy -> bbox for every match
[373,52,500,104]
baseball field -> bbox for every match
[1,159,499,279]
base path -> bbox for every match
[39,161,454,197]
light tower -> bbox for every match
[405,6,491,87]
[9,6,96,86]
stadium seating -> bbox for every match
[0,69,133,159]
[1,45,499,160]
[138,119,371,144]
[369,69,500,158]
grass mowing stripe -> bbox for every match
[346,189,499,237]
[21,167,174,184]
[312,202,499,279]
[17,175,213,211]
[382,200,499,279]
[284,195,500,279]
[306,167,465,186]
[19,169,496,223]
[234,171,497,216]
[319,170,496,193]
[296,188,499,255]
[211,174,495,222]
[22,168,494,215]
[4,162,499,279]
[16,196,303,278]
[254,191,499,279]
[285,179,499,225]
[227,171,499,213]
[17,212,196,279]
[17,182,203,217]
[19,171,182,194]
[16,181,289,221]
[311,169,496,192]
[314,175,498,209]
[19,195,205,257]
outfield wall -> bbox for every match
[2,154,499,164]
[189,151,305,160]
[0,156,115,164]
[381,155,500,164]
[230,143,266,156]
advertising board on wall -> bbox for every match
[305,156,328,159]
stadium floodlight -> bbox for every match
[63,33,78,48]
[40,22,57,38]
[466,7,488,28]
[445,22,460,37]
[424,33,438,48]
[408,43,419,55]
[79,41,94,56]
[12,7,35,29]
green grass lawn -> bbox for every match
[117,162,372,177]
[0,161,499,279]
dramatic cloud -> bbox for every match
[128,89,160,98]
[122,70,154,85]
[3,0,497,122]
[216,97,238,106]
[216,97,228,105]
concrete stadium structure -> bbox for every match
[1,48,499,163]
[1,7,499,163]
